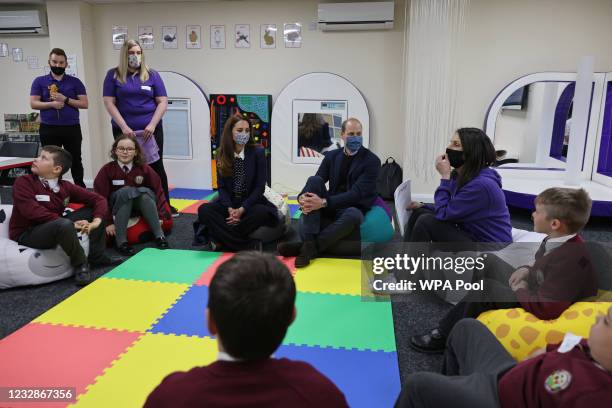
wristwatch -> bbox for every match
[321,198,328,208]
[64,97,70,104]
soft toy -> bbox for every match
[0,205,89,289]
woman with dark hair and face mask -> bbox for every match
[102,39,178,217]
[30,48,89,188]
[196,116,279,251]
[404,127,512,243]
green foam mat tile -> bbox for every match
[284,292,396,352]
[104,248,221,284]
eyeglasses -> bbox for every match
[116,147,136,152]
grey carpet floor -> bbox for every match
[1,208,611,387]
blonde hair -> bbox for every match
[535,187,592,233]
[115,39,150,84]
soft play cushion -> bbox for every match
[125,216,173,245]
[360,205,394,243]
[477,300,612,361]
[0,205,89,289]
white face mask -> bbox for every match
[234,132,250,145]
[128,54,142,69]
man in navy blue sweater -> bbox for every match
[278,118,380,267]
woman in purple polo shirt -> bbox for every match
[102,39,177,216]
[30,48,88,188]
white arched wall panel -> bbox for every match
[484,72,604,180]
[159,71,212,189]
[271,72,369,194]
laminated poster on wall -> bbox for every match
[26,56,39,70]
[162,26,178,49]
[66,54,78,77]
[186,25,201,49]
[260,24,276,49]
[112,26,128,50]
[138,25,154,49]
[235,24,250,48]
[11,48,23,62]
[0,43,8,57]
[284,23,302,48]
[210,25,226,49]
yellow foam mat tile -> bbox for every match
[169,198,198,211]
[286,198,299,204]
[294,258,363,296]
[34,279,189,332]
[74,333,217,407]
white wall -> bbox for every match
[0,36,49,132]
[88,0,406,187]
[3,0,612,194]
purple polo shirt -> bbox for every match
[30,73,86,126]
[102,68,167,131]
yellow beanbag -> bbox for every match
[477,301,612,361]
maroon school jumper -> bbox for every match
[499,340,612,408]
[515,235,597,320]
[93,161,170,225]
[143,358,349,408]
[9,174,106,241]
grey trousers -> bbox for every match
[111,186,164,245]
[395,319,516,408]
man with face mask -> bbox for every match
[277,118,381,267]
[30,48,89,188]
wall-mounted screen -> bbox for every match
[292,99,347,164]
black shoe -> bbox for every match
[277,241,303,257]
[74,263,93,286]
[251,240,263,252]
[409,328,447,354]
[117,242,135,256]
[171,206,180,218]
[90,255,126,268]
[295,241,317,268]
[156,237,170,249]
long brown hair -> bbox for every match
[217,116,252,178]
[110,134,145,166]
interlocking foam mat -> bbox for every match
[0,249,400,407]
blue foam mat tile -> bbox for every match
[149,285,213,338]
[276,344,401,408]
[169,188,215,200]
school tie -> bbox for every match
[534,237,549,260]
[41,179,50,190]
[123,165,129,174]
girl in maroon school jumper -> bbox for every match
[94,135,170,256]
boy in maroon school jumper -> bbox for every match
[144,252,348,408]
[411,188,597,353]
[9,146,118,285]
[395,314,612,408]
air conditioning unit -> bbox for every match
[0,10,46,35]
[318,2,394,31]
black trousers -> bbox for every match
[197,201,277,251]
[404,207,473,243]
[395,319,516,408]
[299,175,364,252]
[39,123,85,188]
[112,126,170,203]
[18,207,107,267]
[438,254,520,336]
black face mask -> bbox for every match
[445,148,465,169]
[50,66,65,75]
